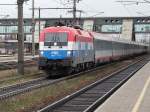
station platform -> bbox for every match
[95,61,150,112]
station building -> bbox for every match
[0,17,150,54]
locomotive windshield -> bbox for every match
[44,32,68,46]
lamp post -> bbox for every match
[17,0,29,75]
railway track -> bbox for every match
[0,55,148,102]
[38,57,149,112]
[0,61,114,100]
[0,76,71,100]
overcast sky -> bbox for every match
[0,0,150,18]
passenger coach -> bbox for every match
[92,32,148,65]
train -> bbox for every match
[38,26,148,76]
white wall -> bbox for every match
[121,19,133,41]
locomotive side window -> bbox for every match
[44,32,68,46]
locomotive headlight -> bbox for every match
[40,51,44,55]
[67,51,72,56]
[54,42,57,46]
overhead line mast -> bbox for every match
[72,0,81,24]
[31,0,82,25]
[17,0,29,75]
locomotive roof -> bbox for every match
[42,26,93,38]
[43,26,76,32]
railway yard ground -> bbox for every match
[0,55,149,112]
[0,55,38,71]
[0,55,38,62]
[0,67,44,88]
[0,55,42,88]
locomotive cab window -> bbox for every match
[44,32,68,46]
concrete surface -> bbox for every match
[95,61,150,112]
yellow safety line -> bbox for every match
[131,75,150,112]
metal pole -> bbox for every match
[149,36,150,53]
[17,0,24,75]
[32,0,35,57]
[79,10,82,25]
[39,7,41,38]
[73,0,76,24]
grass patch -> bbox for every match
[0,75,96,112]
